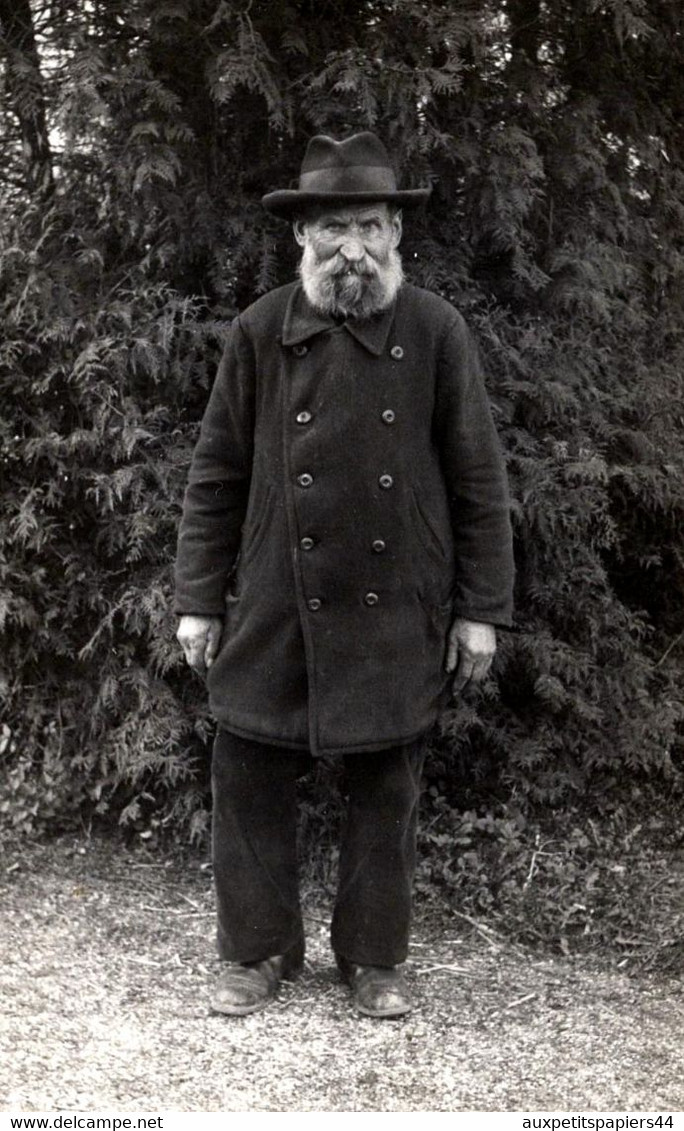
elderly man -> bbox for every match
[175,132,514,1019]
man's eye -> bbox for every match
[361,222,380,234]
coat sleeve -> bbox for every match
[173,318,255,616]
[435,313,515,628]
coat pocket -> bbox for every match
[416,589,454,676]
[418,590,454,631]
[409,487,448,565]
[241,483,275,566]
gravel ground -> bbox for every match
[1,836,683,1113]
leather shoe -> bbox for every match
[211,939,304,1016]
[337,955,413,1018]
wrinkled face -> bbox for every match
[294,203,403,320]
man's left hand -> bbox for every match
[446,618,497,692]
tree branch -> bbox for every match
[0,0,55,202]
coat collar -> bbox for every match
[280,283,397,357]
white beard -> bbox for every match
[298,243,404,320]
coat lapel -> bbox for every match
[281,283,396,357]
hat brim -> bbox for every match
[261,187,431,218]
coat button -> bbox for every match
[296,410,312,424]
[307,597,322,611]
[300,536,315,551]
[297,472,314,487]
[364,591,379,606]
[293,344,308,357]
[381,409,396,424]
[390,345,404,360]
[372,539,386,553]
[378,473,393,489]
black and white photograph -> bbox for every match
[1,0,683,1116]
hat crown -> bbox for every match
[297,132,398,197]
[301,132,394,176]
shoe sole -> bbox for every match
[356,1004,413,1018]
[210,998,271,1016]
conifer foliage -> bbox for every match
[1,0,683,840]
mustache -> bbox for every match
[318,254,379,279]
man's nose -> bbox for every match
[339,237,364,262]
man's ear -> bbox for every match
[293,220,307,248]
[390,209,403,249]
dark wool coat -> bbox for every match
[174,281,514,755]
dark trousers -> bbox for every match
[211,730,426,967]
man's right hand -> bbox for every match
[176,615,224,675]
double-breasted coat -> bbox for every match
[174,281,514,755]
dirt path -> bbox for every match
[1,836,683,1112]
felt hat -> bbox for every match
[262,131,431,218]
